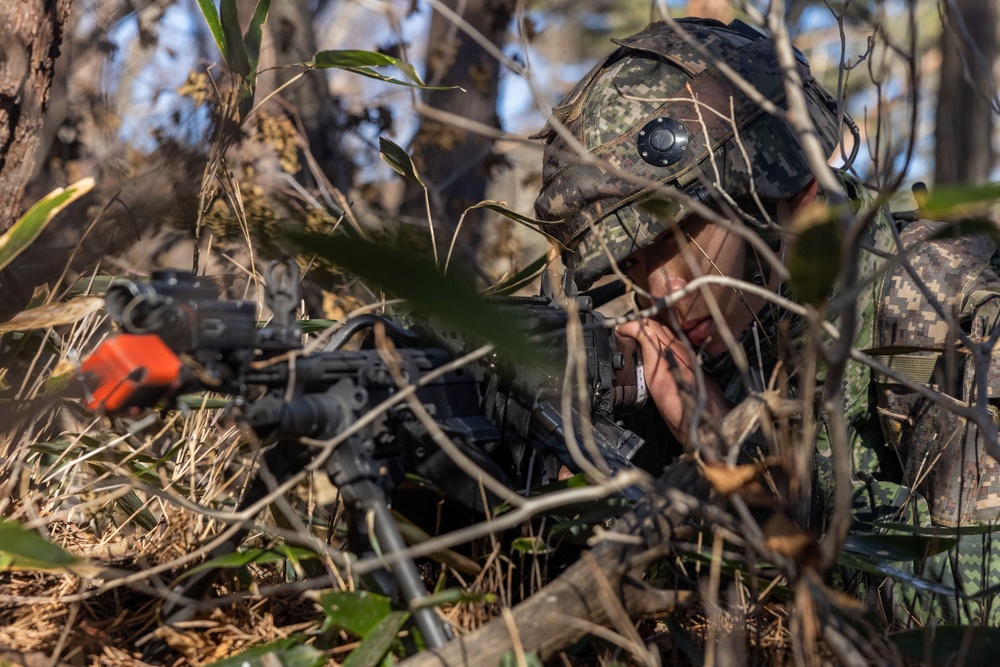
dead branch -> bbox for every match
[397,461,704,665]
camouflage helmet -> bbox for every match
[533,17,843,289]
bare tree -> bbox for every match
[934,0,998,185]
[0,0,74,232]
[400,0,515,264]
[237,0,349,190]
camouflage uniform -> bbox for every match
[860,218,1000,626]
[533,17,1000,629]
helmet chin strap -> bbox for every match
[700,282,794,394]
[704,228,787,391]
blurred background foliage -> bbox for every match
[0,0,995,322]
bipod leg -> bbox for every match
[345,477,452,649]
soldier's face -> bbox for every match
[625,181,818,357]
[625,217,768,357]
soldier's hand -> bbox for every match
[617,318,730,445]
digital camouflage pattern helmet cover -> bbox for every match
[533,17,843,288]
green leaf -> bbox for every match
[182,546,319,579]
[378,137,423,185]
[30,438,162,487]
[310,50,440,89]
[919,182,1000,219]
[0,178,95,271]
[316,590,395,637]
[243,0,270,75]
[499,651,544,667]
[342,610,409,667]
[493,473,591,516]
[298,319,336,334]
[0,520,77,569]
[486,253,551,296]
[871,521,1000,537]
[842,533,958,561]
[787,210,842,306]
[289,232,542,366]
[409,587,495,609]
[549,500,632,543]
[637,197,682,221]
[511,537,551,555]
[26,284,49,309]
[113,488,158,531]
[202,637,326,667]
[889,625,1000,667]
[219,0,250,76]
[65,275,115,298]
[837,551,960,597]
[195,0,227,63]
[177,394,231,410]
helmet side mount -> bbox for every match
[636,117,690,167]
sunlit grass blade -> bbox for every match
[466,200,566,246]
[485,253,551,296]
[181,546,320,579]
[0,177,95,270]
[0,296,103,331]
[378,137,422,185]
[243,0,270,75]
[309,50,457,90]
[202,637,325,667]
[195,0,227,62]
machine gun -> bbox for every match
[79,262,647,647]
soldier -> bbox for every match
[533,16,1000,627]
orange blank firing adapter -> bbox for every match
[80,334,183,413]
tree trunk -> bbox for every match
[400,0,514,265]
[934,0,998,186]
[237,0,349,191]
[0,0,73,232]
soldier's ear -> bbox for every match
[792,178,820,211]
[777,178,819,224]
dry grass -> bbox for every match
[0,305,567,665]
[0,307,882,667]
[0,307,335,665]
